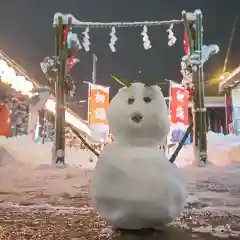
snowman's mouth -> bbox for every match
[131,113,143,124]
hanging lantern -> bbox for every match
[22,80,34,96]
[12,76,26,92]
[1,67,16,85]
[0,60,8,77]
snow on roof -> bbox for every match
[0,50,101,141]
[219,64,240,92]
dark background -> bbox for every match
[0,0,239,118]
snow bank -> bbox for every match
[2,130,240,170]
[175,131,240,167]
[0,135,97,203]
[0,135,97,169]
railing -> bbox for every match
[0,50,100,141]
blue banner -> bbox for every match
[170,128,191,145]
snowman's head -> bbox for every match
[107,82,170,146]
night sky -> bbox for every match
[0,0,239,117]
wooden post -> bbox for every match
[182,11,199,163]
[195,10,207,164]
[182,10,207,165]
[52,16,68,164]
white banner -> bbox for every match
[28,90,50,136]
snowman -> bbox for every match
[91,82,187,230]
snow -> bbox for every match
[0,131,239,238]
[92,83,187,229]
[175,131,240,167]
[92,144,187,229]
[106,83,170,146]
[0,135,97,169]
[0,135,96,206]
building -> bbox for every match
[219,64,240,135]
[165,96,226,133]
[189,96,226,133]
[0,50,101,141]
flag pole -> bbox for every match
[87,54,97,124]
[167,80,172,153]
[87,82,90,124]
[92,54,97,84]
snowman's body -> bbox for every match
[91,83,187,229]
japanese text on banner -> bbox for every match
[170,85,189,126]
[89,83,110,125]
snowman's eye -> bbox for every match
[143,97,152,103]
[128,98,135,105]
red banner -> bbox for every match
[67,56,79,73]
[183,31,189,55]
[0,104,11,137]
[170,84,189,125]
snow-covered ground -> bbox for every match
[0,133,240,239]
[175,131,240,167]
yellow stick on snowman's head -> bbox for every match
[110,74,132,88]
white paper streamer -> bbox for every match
[202,45,219,64]
[28,89,51,135]
[67,32,82,51]
[141,25,152,50]
[52,13,183,53]
[82,27,90,52]
[109,27,117,52]
[166,24,177,46]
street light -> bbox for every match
[219,72,230,81]
[78,100,87,103]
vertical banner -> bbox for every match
[0,104,11,137]
[88,83,110,143]
[183,31,190,55]
[167,82,190,151]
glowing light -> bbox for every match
[219,75,225,80]
[12,76,26,91]
[0,58,94,138]
[0,60,8,76]
[1,67,16,85]
[22,80,34,96]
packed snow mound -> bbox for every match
[0,135,97,169]
[92,144,187,229]
[107,82,170,146]
[92,83,186,230]
[0,146,20,167]
[176,131,240,167]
